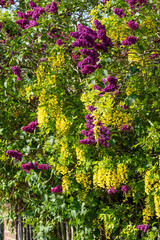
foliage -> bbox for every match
[0,0,160,239]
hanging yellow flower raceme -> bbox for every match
[93,163,128,189]
[143,204,153,224]
[36,50,70,133]
[76,171,91,188]
[62,175,71,194]
[75,146,86,165]
[154,194,160,218]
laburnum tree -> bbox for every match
[0,0,160,239]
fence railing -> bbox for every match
[1,216,105,240]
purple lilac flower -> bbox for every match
[27,20,38,28]
[0,22,2,30]
[22,120,38,133]
[122,36,139,46]
[107,187,117,194]
[137,0,148,5]
[113,8,125,18]
[28,120,38,128]
[26,11,33,16]
[56,39,63,46]
[120,124,131,132]
[103,84,120,93]
[6,150,22,161]
[80,49,99,58]
[128,20,139,30]
[126,0,137,9]
[22,126,34,133]
[33,162,38,167]
[126,0,147,9]
[32,7,45,20]
[97,28,113,48]
[78,24,97,40]
[16,11,27,19]
[107,76,117,85]
[21,162,35,174]
[45,4,50,11]
[121,185,130,194]
[94,43,108,53]
[103,0,108,5]
[148,53,158,59]
[78,56,98,68]
[50,1,58,14]
[0,0,6,6]
[93,76,120,95]
[88,106,96,112]
[93,85,102,91]
[29,1,37,9]
[94,19,105,30]
[16,19,29,29]
[136,225,149,233]
[72,39,93,48]
[80,114,110,147]
[70,31,80,39]
[81,65,101,75]
[51,185,62,193]
[37,164,51,171]
[98,125,111,147]
[12,66,22,81]
[79,33,96,45]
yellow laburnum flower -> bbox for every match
[154,194,160,218]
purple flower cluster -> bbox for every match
[70,20,113,74]
[50,1,58,14]
[126,0,148,9]
[6,150,22,161]
[148,53,158,59]
[95,20,113,48]
[107,187,117,194]
[16,1,58,30]
[37,164,51,171]
[21,162,37,173]
[12,66,22,81]
[122,36,139,46]
[93,76,120,96]
[22,120,38,133]
[120,124,131,132]
[79,106,110,148]
[136,225,149,233]
[51,185,62,193]
[0,0,14,7]
[113,8,125,18]
[0,22,2,30]
[121,185,130,194]
[128,20,139,30]
[103,0,107,5]
[21,162,50,174]
[56,39,63,46]
[16,7,40,29]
